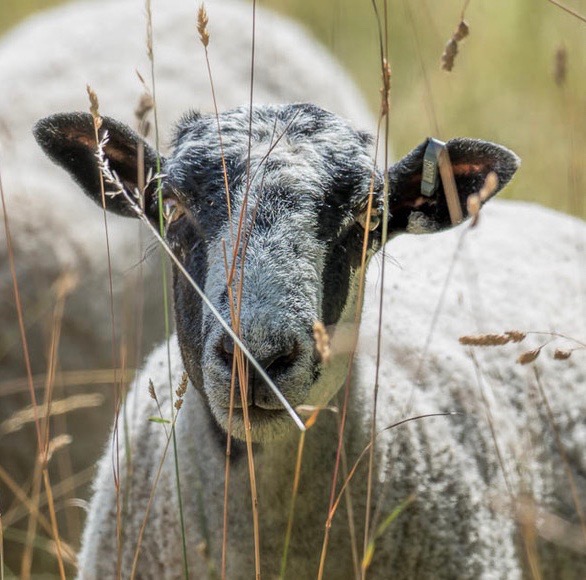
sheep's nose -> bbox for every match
[218,335,300,377]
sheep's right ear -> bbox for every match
[33,112,163,218]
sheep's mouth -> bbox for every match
[221,405,288,421]
[214,404,296,442]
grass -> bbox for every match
[1,0,586,578]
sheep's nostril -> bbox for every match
[261,341,300,375]
[219,335,235,368]
[216,335,300,377]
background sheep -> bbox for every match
[0,0,374,573]
[35,102,585,577]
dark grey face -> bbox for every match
[163,105,383,440]
[33,102,519,442]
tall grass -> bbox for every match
[1,0,585,578]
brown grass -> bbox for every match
[2,0,586,577]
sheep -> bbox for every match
[33,102,586,578]
[0,0,375,566]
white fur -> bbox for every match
[78,200,586,578]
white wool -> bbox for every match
[78,200,586,578]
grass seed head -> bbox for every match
[506,330,527,343]
[459,330,527,347]
[517,348,542,365]
[52,270,79,300]
[479,171,499,202]
[554,45,568,87]
[466,194,481,226]
[454,20,470,42]
[86,84,102,129]
[148,379,157,401]
[313,321,331,364]
[135,92,154,137]
[44,434,73,464]
[197,4,210,47]
[176,371,189,399]
[553,349,572,360]
[441,20,469,72]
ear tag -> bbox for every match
[421,137,463,225]
[421,138,445,198]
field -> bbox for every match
[1,0,585,578]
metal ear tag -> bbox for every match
[421,138,445,198]
[420,137,463,225]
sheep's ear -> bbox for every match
[387,138,520,234]
[34,112,163,218]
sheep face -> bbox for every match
[165,105,382,440]
[34,104,519,442]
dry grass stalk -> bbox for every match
[1,394,104,435]
[0,463,73,556]
[0,167,42,449]
[134,90,154,138]
[0,369,133,397]
[438,147,464,225]
[467,171,498,227]
[129,415,182,579]
[44,435,73,464]
[380,57,391,117]
[1,507,4,580]
[3,466,94,531]
[52,270,79,300]
[554,45,568,87]
[19,255,74,579]
[319,133,384,580]
[279,431,306,578]
[459,330,527,346]
[295,405,338,429]
[313,321,331,364]
[197,4,210,47]
[545,0,586,24]
[87,83,126,579]
[516,495,543,579]
[533,368,586,548]
[462,330,584,365]
[441,20,469,71]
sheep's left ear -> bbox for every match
[387,138,520,234]
[34,112,163,219]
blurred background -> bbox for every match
[0,0,585,577]
[1,0,585,217]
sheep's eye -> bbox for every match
[163,197,186,228]
[356,205,381,231]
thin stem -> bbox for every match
[144,1,189,574]
[544,0,586,24]
[533,367,586,546]
[279,431,306,579]
[363,2,392,570]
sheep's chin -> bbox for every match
[212,406,297,443]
